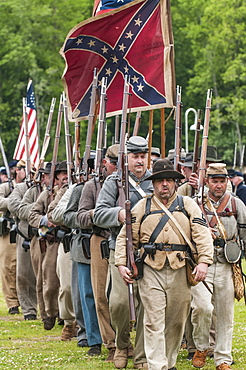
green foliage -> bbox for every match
[0,0,245,165]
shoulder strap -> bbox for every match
[209,193,230,228]
[149,196,181,244]
[231,195,237,220]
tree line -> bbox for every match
[0,0,245,167]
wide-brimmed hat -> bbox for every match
[178,153,193,168]
[198,145,222,162]
[55,160,68,173]
[145,158,184,181]
[39,162,52,174]
[206,163,228,178]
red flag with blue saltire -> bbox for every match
[13,80,39,168]
[60,0,175,121]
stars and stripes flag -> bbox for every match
[13,80,39,168]
[60,0,175,121]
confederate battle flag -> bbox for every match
[60,0,175,120]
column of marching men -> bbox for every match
[0,139,245,370]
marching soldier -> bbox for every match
[8,160,37,320]
[28,160,68,330]
[94,136,153,370]
[115,158,213,370]
[191,163,246,370]
[0,160,20,314]
[76,144,120,361]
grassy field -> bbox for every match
[0,285,245,369]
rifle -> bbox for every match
[174,86,182,172]
[147,110,153,169]
[232,143,237,170]
[240,145,245,173]
[191,109,202,197]
[117,75,137,322]
[117,75,131,207]
[74,120,81,182]
[114,115,120,144]
[23,97,32,186]
[133,111,141,136]
[160,108,165,158]
[81,68,99,183]
[196,89,212,218]
[49,94,63,200]
[0,138,14,193]
[94,77,107,198]
[63,91,73,186]
[124,144,138,323]
[33,97,56,185]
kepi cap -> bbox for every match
[106,144,119,162]
[151,147,161,157]
[227,169,243,178]
[206,163,228,178]
[127,136,148,154]
[17,159,26,168]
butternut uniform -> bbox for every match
[115,192,214,370]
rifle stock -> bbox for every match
[49,94,63,200]
[0,138,14,192]
[63,92,73,186]
[196,89,212,217]
[133,111,141,136]
[232,142,237,170]
[23,98,32,185]
[124,145,137,323]
[117,75,131,208]
[174,86,182,171]
[191,109,202,196]
[94,77,107,197]
[81,68,99,182]
[33,97,56,184]
[117,75,137,323]
[74,120,81,182]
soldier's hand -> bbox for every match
[188,173,199,189]
[118,265,134,285]
[192,262,208,282]
[118,209,126,224]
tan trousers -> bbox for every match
[138,263,191,370]
[42,240,60,317]
[90,234,115,349]
[56,243,74,325]
[108,250,146,365]
[30,236,46,319]
[0,233,19,308]
[191,262,234,367]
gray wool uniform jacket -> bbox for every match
[63,183,91,264]
[8,182,29,239]
[93,170,154,250]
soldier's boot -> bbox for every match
[216,363,232,370]
[113,347,128,369]
[192,349,208,368]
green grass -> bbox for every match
[0,282,245,369]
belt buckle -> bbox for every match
[163,244,171,252]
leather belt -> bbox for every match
[141,243,188,252]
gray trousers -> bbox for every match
[16,234,37,316]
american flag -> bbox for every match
[13,80,39,168]
[60,0,175,120]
